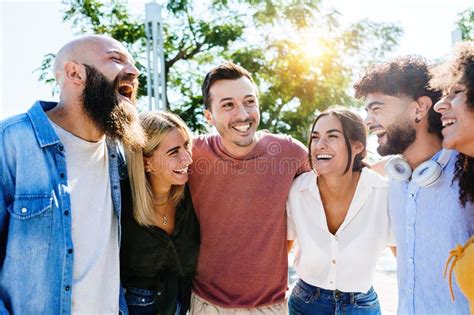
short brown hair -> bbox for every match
[201,62,256,110]
[308,105,367,174]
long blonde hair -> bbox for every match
[125,111,193,227]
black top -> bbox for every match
[120,179,200,315]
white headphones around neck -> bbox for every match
[384,149,452,187]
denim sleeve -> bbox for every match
[0,173,12,314]
[0,130,12,314]
[0,133,8,266]
[0,296,9,314]
[0,175,6,265]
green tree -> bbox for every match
[456,8,474,40]
[37,0,402,141]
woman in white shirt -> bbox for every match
[287,106,394,315]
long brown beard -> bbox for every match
[82,65,146,150]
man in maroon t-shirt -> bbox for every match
[188,62,309,314]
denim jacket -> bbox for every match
[0,101,128,314]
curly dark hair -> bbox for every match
[430,42,474,207]
[453,154,474,207]
[308,105,367,174]
[353,55,442,139]
[430,42,474,110]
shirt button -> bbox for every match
[113,185,118,190]
[67,248,73,254]
[111,153,116,158]
[410,193,415,198]
[60,172,65,179]
[409,257,414,262]
[141,298,145,302]
[65,285,70,291]
[157,291,161,296]
[21,207,27,214]
[57,144,64,152]
[332,259,336,264]
[329,281,333,284]
[64,210,69,216]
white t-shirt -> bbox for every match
[287,167,395,293]
[51,122,119,314]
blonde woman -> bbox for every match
[120,111,199,315]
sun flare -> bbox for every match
[300,38,324,60]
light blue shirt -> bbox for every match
[389,150,474,314]
[0,101,128,314]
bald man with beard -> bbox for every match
[0,35,145,314]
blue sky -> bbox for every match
[1,0,472,119]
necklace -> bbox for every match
[159,212,168,225]
[154,205,169,225]
[153,195,170,225]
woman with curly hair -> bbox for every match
[431,41,474,314]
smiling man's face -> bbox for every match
[79,37,145,149]
[204,77,260,156]
[364,92,417,156]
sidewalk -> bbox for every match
[288,248,398,314]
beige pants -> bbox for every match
[189,293,288,315]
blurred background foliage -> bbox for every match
[456,8,473,41]
[37,0,407,141]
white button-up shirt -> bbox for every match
[287,168,394,293]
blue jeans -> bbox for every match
[289,280,381,315]
[125,287,181,315]
[125,288,159,315]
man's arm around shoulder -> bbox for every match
[288,136,311,174]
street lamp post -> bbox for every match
[145,1,167,111]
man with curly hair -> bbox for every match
[431,41,474,312]
[354,56,473,314]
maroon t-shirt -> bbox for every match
[188,132,309,308]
